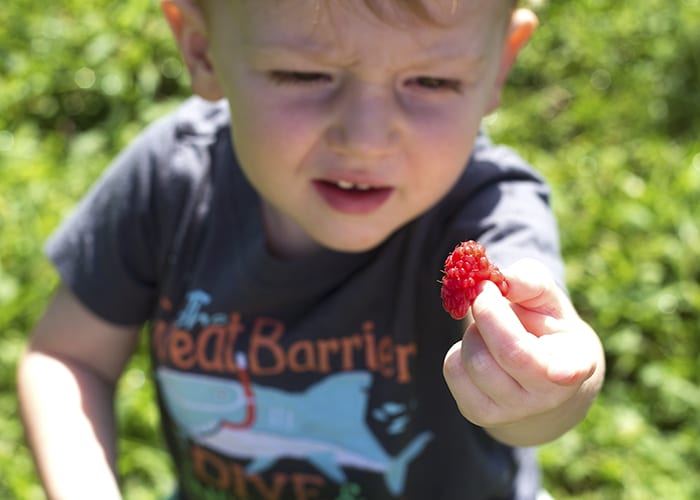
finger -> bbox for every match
[538,326,600,386]
[501,260,600,385]
[461,323,524,402]
[445,334,550,427]
[443,341,504,426]
[501,259,579,336]
[476,281,596,387]
[503,259,576,319]
[471,281,549,380]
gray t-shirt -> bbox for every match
[47,97,563,500]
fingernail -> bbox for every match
[547,358,579,385]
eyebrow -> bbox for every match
[248,45,359,67]
[248,42,487,72]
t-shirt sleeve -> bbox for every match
[475,162,565,286]
[46,120,179,326]
[440,135,566,289]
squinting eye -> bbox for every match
[411,77,462,93]
[268,71,332,85]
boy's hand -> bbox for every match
[443,259,604,446]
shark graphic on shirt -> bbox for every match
[156,367,432,495]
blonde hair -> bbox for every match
[198,1,519,29]
[304,0,521,25]
[352,0,518,25]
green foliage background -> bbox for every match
[1,0,699,498]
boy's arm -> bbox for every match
[17,285,141,499]
[443,259,605,447]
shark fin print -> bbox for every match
[307,453,347,483]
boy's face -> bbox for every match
[170,0,530,256]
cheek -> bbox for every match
[409,119,478,174]
[404,118,480,206]
[232,97,321,166]
[408,99,482,151]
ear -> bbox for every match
[486,8,538,113]
[161,0,223,101]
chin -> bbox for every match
[313,229,393,254]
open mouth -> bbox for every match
[313,179,393,214]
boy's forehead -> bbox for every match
[231,0,513,26]
[203,0,514,67]
[221,0,511,58]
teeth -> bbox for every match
[336,180,372,191]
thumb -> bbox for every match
[500,259,581,337]
[502,259,576,318]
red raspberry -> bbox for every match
[440,240,509,320]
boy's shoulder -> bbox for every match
[170,96,230,135]
[143,96,230,152]
[438,131,548,214]
[469,132,545,183]
[117,97,232,192]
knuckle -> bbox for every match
[465,347,496,380]
[498,340,533,371]
[460,398,501,427]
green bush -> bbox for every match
[491,1,700,498]
[1,1,699,499]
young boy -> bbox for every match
[18,0,605,498]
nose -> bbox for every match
[325,81,402,158]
